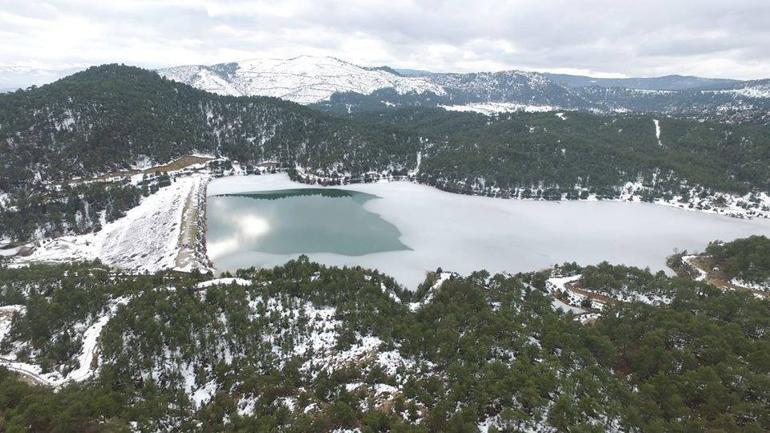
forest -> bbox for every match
[0,172,172,241]
[0,252,768,433]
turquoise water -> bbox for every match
[207,189,408,259]
[207,176,770,288]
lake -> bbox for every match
[207,174,770,289]
[207,189,408,256]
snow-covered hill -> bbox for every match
[157,55,444,104]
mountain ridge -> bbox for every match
[153,56,770,122]
[157,55,444,104]
[4,57,769,123]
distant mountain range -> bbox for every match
[155,56,770,122]
[541,73,741,91]
[3,57,769,123]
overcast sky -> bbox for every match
[2,0,769,79]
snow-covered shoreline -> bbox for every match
[207,174,770,290]
[286,166,770,220]
[8,167,770,285]
[209,172,770,222]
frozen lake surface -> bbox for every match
[207,175,770,289]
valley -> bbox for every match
[0,60,768,433]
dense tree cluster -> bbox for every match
[579,262,684,300]
[705,235,770,283]
[353,108,770,197]
[0,173,172,241]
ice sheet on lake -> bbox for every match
[208,174,770,290]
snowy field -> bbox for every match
[208,174,770,289]
[17,175,209,273]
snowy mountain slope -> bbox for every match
[157,64,242,96]
[158,56,444,104]
[428,69,590,108]
[5,59,766,121]
[159,56,770,120]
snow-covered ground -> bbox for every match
[682,255,708,281]
[612,180,770,219]
[158,56,444,104]
[440,102,559,115]
[408,271,454,311]
[0,246,23,257]
[545,272,672,318]
[0,297,130,387]
[194,278,252,289]
[208,174,770,289]
[16,175,210,273]
[545,274,582,294]
[546,274,592,313]
[709,83,770,99]
[0,305,25,342]
[730,278,770,292]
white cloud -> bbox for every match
[0,0,769,79]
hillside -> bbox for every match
[351,108,770,214]
[0,64,420,188]
[543,73,740,91]
[5,58,770,123]
[669,235,770,295]
[0,258,767,432]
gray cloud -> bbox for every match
[0,0,768,79]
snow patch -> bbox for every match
[195,278,252,289]
[440,102,558,115]
[0,305,25,343]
